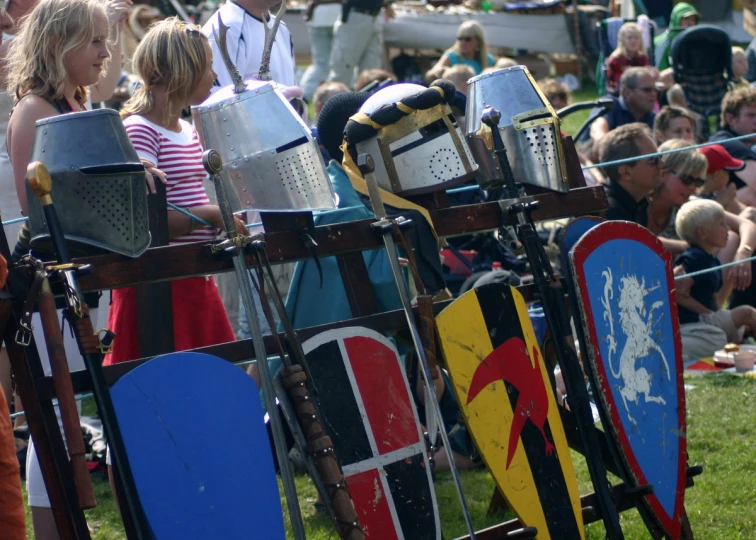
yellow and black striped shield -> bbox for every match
[437,283,584,539]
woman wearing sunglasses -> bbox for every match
[425,20,495,82]
[647,138,756,293]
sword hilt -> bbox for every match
[202,149,223,177]
[27,161,53,206]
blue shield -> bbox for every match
[569,221,687,540]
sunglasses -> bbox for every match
[669,169,705,188]
[457,36,473,42]
[634,86,657,94]
[644,156,661,166]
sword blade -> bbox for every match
[211,174,307,540]
[362,162,477,539]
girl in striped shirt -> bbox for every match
[105,18,248,365]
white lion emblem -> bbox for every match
[601,269,671,426]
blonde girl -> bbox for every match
[108,18,247,369]
[606,22,651,94]
[4,0,130,538]
[425,20,494,82]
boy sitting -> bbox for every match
[675,199,756,344]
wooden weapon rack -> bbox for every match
[2,142,701,538]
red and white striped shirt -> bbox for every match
[123,115,215,245]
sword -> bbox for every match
[357,153,477,540]
[27,162,153,539]
[202,150,306,540]
[481,107,625,540]
[204,150,363,540]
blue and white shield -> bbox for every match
[569,220,687,540]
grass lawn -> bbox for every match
[561,87,601,138]
[20,373,756,539]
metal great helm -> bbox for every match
[26,109,150,257]
[466,65,569,192]
[344,80,478,196]
[192,80,337,213]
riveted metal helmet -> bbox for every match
[192,80,336,213]
[25,109,150,258]
[344,80,478,196]
[466,65,569,192]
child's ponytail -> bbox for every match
[120,84,154,119]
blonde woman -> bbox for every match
[425,20,494,82]
[647,140,756,292]
[606,22,651,94]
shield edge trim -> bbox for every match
[569,220,687,539]
[302,326,441,539]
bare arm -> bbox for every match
[676,288,715,315]
[725,211,756,290]
[89,0,131,103]
[425,53,451,83]
[733,160,756,193]
[590,116,610,161]
[7,96,60,215]
[166,204,247,239]
[659,236,689,258]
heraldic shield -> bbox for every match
[302,327,440,539]
[569,220,687,540]
[436,283,585,539]
[110,352,284,538]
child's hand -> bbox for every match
[142,160,167,194]
[673,265,692,298]
[105,0,132,26]
[715,183,737,207]
[233,215,248,237]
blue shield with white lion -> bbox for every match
[569,220,687,540]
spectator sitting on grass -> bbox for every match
[443,64,475,97]
[675,199,756,346]
[698,144,756,222]
[653,105,697,144]
[584,67,658,160]
[710,87,756,207]
[598,122,662,225]
[732,46,751,89]
[353,67,396,92]
[425,20,495,82]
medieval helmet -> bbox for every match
[25,109,150,258]
[192,79,336,213]
[466,65,569,192]
[343,80,478,196]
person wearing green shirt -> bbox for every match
[654,2,700,71]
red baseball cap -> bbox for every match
[701,144,745,174]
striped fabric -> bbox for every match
[123,115,216,244]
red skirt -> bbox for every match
[104,276,236,365]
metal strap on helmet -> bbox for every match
[343,80,456,146]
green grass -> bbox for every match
[561,87,601,139]
[20,374,756,538]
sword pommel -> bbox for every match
[481,106,501,130]
[357,154,375,175]
[27,161,53,206]
[202,149,223,177]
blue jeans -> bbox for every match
[299,24,334,102]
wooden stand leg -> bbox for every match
[487,486,510,516]
[3,306,91,539]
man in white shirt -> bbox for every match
[203,0,296,89]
